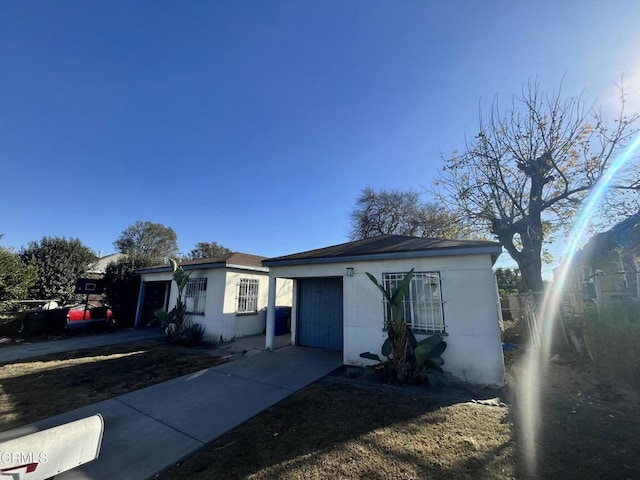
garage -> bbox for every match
[296,277,343,350]
[264,235,506,387]
[139,280,171,326]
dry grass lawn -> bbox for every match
[159,381,515,480]
[4,332,639,479]
[0,340,231,432]
[158,349,640,480]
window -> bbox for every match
[185,278,207,315]
[382,272,445,334]
[237,278,259,314]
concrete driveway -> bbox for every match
[0,327,163,364]
[0,345,342,479]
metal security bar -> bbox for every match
[185,278,207,315]
[382,272,445,334]
[237,278,259,314]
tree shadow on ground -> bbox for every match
[160,381,515,480]
[0,342,229,432]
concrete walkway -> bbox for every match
[0,327,163,364]
[0,345,342,479]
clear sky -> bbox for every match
[1,1,639,278]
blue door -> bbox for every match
[297,277,343,350]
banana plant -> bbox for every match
[360,268,448,385]
[412,334,447,385]
[155,259,203,345]
[361,269,415,383]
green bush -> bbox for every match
[20,237,95,305]
[0,247,37,312]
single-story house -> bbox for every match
[263,235,506,387]
[136,253,292,341]
[87,252,126,275]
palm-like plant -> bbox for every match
[363,269,415,383]
[155,259,205,345]
[361,268,447,385]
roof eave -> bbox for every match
[138,261,268,275]
[264,246,503,267]
[227,263,269,273]
[138,261,226,274]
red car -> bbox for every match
[66,306,113,329]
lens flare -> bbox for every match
[519,133,640,475]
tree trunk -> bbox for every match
[494,215,545,296]
[518,254,544,294]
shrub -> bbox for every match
[0,247,37,313]
[20,237,95,305]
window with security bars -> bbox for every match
[382,272,445,334]
[185,278,207,315]
[237,278,259,314]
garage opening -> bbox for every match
[140,281,171,326]
[296,277,343,350]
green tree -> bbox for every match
[349,186,466,240]
[435,81,640,294]
[114,221,178,263]
[494,267,523,294]
[188,241,231,260]
[20,237,96,304]
[0,247,37,312]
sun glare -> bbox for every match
[520,132,640,475]
[0,350,148,379]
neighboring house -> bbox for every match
[263,235,506,388]
[560,212,640,309]
[86,252,126,275]
[136,253,292,341]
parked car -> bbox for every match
[66,305,114,330]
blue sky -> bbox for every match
[1,1,639,278]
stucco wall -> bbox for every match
[164,268,227,340]
[142,268,292,342]
[269,254,505,387]
[219,272,292,340]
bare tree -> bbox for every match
[349,187,465,240]
[435,81,640,293]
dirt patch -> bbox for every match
[159,381,515,480]
[506,349,640,479]
[0,340,231,432]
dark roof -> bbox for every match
[263,235,502,267]
[576,211,640,262]
[139,252,267,274]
